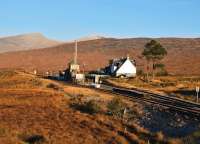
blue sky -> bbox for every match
[0,0,200,40]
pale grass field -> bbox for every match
[0,70,178,144]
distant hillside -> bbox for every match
[0,33,61,53]
[0,38,200,75]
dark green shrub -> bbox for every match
[0,127,6,136]
[137,69,144,76]
[107,97,125,117]
[84,100,101,114]
[156,69,168,76]
[29,78,42,86]
[18,133,46,144]
[46,83,60,90]
[71,100,101,114]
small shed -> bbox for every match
[75,73,85,83]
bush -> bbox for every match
[107,97,125,117]
[18,133,46,144]
[46,83,60,90]
[156,69,168,76]
[84,100,101,114]
[0,127,6,137]
[29,78,42,86]
[193,130,200,138]
[0,70,16,79]
[137,69,144,76]
[71,100,101,114]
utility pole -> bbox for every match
[74,40,78,64]
[123,108,127,133]
[196,86,199,103]
[83,63,86,74]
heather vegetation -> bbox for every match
[0,70,199,144]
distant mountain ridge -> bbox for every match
[0,33,61,53]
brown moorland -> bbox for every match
[0,70,166,144]
[1,70,200,143]
[0,38,200,75]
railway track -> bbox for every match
[97,84,200,117]
[47,77,200,117]
[23,71,200,117]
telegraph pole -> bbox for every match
[196,86,199,103]
[74,40,78,64]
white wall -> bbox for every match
[116,59,136,77]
